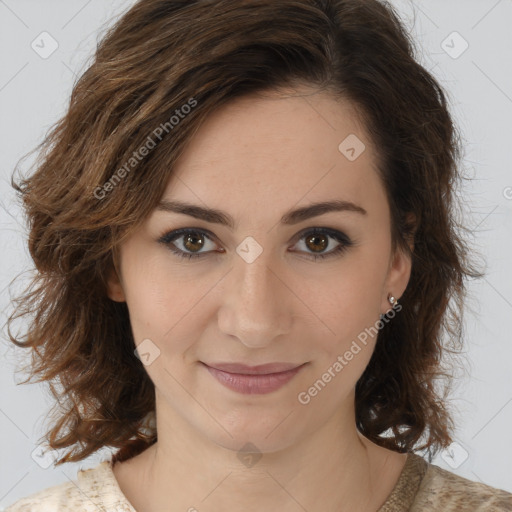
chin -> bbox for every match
[201,415,305,456]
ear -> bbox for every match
[381,213,416,314]
[105,258,126,303]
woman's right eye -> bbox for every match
[158,228,220,260]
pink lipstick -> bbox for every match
[202,362,306,394]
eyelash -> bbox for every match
[158,227,354,261]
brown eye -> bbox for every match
[304,233,329,253]
[182,232,206,253]
[291,228,354,260]
[158,228,219,259]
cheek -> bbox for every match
[119,248,221,371]
[120,247,192,341]
[307,243,390,360]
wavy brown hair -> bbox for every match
[8,0,483,466]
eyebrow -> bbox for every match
[155,199,367,230]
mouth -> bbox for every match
[202,361,305,375]
[200,362,308,394]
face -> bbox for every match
[107,86,412,454]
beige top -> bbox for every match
[5,453,512,511]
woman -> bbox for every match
[5,0,512,510]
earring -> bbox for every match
[388,293,398,307]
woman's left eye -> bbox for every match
[158,227,354,261]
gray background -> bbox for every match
[1,0,511,508]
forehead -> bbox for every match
[164,87,385,224]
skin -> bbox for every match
[107,85,414,512]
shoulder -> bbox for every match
[4,479,88,512]
[411,460,512,511]
[4,461,135,512]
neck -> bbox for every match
[115,392,397,512]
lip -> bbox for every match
[204,362,304,375]
[201,362,307,394]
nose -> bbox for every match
[217,252,293,349]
